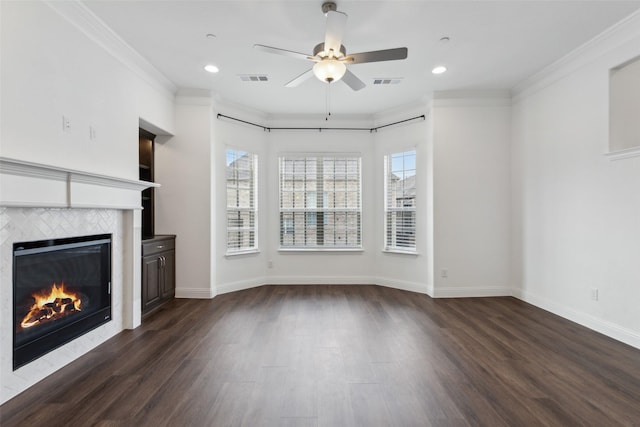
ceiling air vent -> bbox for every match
[372,78,403,85]
[239,74,269,82]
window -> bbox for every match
[226,148,258,254]
[279,155,361,249]
[384,150,416,252]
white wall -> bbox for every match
[265,126,376,285]
[0,1,174,178]
[511,12,640,348]
[155,95,213,298]
[205,111,440,294]
[202,104,511,298]
[373,104,433,294]
[212,106,269,294]
[431,95,512,297]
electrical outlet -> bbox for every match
[441,269,448,278]
[268,260,273,269]
[591,288,599,301]
[62,115,71,132]
[89,126,97,140]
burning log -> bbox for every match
[44,297,74,313]
[20,282,82,329]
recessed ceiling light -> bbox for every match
[206,33,216,39]
[439,36,450,43]
[204,64,219,73]
[432,66,447,75]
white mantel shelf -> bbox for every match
[0,157,159,210]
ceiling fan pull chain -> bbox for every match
[325,84,332,120]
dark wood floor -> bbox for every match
[2,285,640,426]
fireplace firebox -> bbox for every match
[13,234,112,370]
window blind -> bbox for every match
[384,150,416,251]
[279,155,361,249]
[226,148,258,253]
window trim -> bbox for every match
[383,149,417,254]
[225,249,260,258]
[278,153,363,250]
[225,147,258,255]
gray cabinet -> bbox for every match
[142,235,175,317]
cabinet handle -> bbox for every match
[157,245,164,249]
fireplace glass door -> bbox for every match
[13,234,112,369]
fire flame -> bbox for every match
[20,282,82,329]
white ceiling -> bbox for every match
[83,0,640,116]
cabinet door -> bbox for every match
[142,255,161,310]
[161,250,175,299]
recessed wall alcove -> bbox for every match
[608,55,640,159]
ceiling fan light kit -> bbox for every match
[314,59,347,83]
[255,2,408,91]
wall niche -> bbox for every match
[609,56,640,156]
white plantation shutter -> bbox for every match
[226,148,258,253]
[384,150,416,252]
[279,155,361,249]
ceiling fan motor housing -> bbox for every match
[314,42,346,59]
[322,2,338,14]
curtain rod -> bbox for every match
[216,113,425,133]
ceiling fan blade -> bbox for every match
[285,69,314,88]
[341,69,366,91]
[254,44,312,62]
[347,47,408,64]
[324,10,348,55]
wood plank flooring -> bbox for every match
[2,285,640,426]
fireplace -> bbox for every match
[13,234,112,370]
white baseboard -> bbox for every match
[432,286,512,298]
[267,275,376,285]
[216,277,268,295]
[375,277,430,295]
[174,287,216,299]
[513,288,640,350]
[214,275,431,296]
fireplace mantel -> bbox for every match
[0,157,159,209]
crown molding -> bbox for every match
[373,97,430,126]
[45,0,176,100]
[175,89,215,106]
[431,90,512,108]
[512,9,640,102]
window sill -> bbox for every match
[225,249,260,258]
[278,248,364,253]
[383,249,419,256]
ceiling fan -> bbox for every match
[254,2,408,91]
